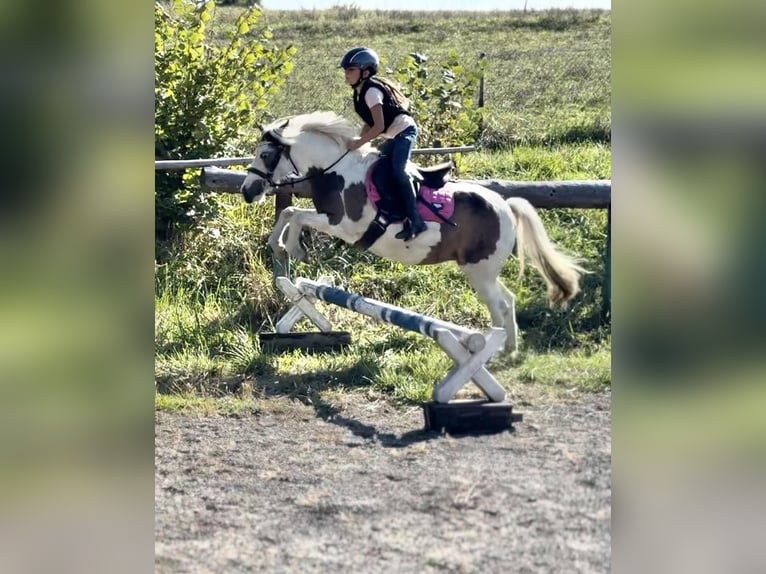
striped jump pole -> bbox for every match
[293,278,486,353]
[274,276,508,404]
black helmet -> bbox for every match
[339,47,379,75]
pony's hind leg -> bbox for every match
[497,280,519,354]
[462,262,518,354]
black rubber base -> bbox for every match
[422,399,523,435]
[258,331,352,353]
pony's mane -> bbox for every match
[265,111,358,148]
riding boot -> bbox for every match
[395,179,428,241]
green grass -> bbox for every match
[459,144,611,180]
[156,203,611,404]
[209,7,610,146]
[514,349,611,392]
[156,7,611,408]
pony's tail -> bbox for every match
[507,197,587,308]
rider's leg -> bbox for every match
[394,177,427,240]
[388,126,427,241]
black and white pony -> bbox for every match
[241,111,584,353]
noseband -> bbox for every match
[246,130,349,191]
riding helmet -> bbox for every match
[339,47,379,75]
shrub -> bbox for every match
[154,0,296,246]
[390,50,486,166]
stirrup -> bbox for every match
[396,219,427,241]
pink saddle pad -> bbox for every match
[365,163,456,222]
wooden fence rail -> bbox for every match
[154,146,476,171]
[198,166,610,210]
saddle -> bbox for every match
[370,158,454,221]
[354,157,458,250]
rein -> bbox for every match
[246,137,351,194]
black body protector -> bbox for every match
[353,78,410,131]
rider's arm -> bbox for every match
[350,104,385,150]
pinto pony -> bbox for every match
[241,111,584,353]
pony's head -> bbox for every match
[240,111,359,204]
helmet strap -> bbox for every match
[351,71,367,90]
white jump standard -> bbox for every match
[274,276,510,408]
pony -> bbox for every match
[240,111,585,353]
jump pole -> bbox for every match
[289,278,488,354]
[269,276,522,432]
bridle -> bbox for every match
[245,130,350,191]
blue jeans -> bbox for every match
[380,125,417,194]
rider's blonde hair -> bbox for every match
[373,76,411,111]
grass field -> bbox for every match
[155,6,611,410]
[215,7,610,146]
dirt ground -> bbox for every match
[155,390,611,573]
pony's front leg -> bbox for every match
[268,207,319,255]
[268,207,297,255]
[284,210,333,262]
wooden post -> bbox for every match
[273,194,292,284]
[477,52,486,108]
[477,52,486,138]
